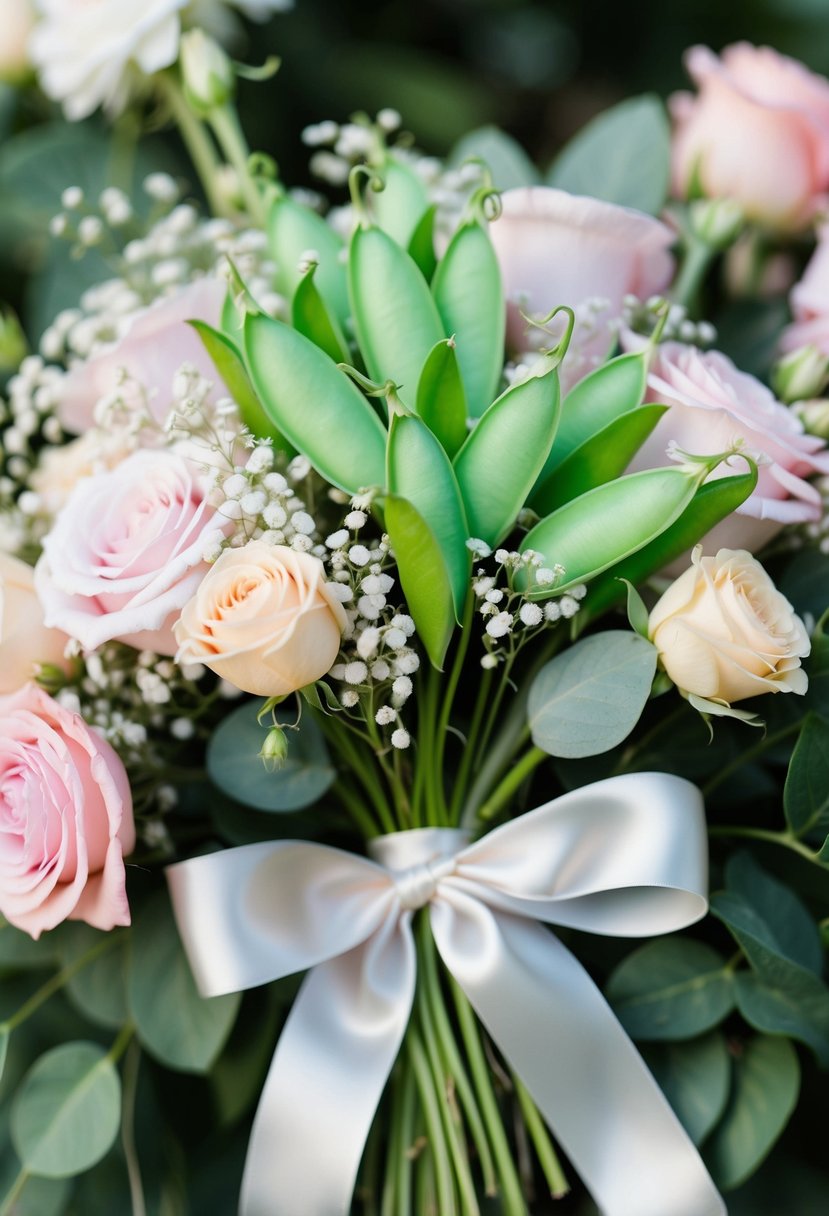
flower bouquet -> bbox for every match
[1,8,829,1215]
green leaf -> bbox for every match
[407,205,437,282]
[784,713,829,840]
[449,126,540,191]
[207,700,335,813]
[243,311,387,495]
[623,579,650,640]
[547,95,670,215]
[386,413,470,616]
[0,1028,7,1086]
[734,970,829,1068]
[704,1036,799,1191]
[0,918,61,969]
[803,620,829,718]
[267,192,349,325]
[606,940,735,1041]
[528,631,657,758]
[58,927,127,1031]
[127,894,240,1074]
[371,155,431,248]
[11,1042,120,1177]
[642,1032,731,1146]
[291,264,350,365]
[415,339,469,459]
[190,320,287,447]
[778,549,829,621]
[723,852,822,975]
[384,494,455,669]
[454,365,560,547]
[532,403,668,515]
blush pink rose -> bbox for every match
[0,683,135,939]
[35,449,231,655]
[781,225,829,356]
[58,277,227,434]
[671,44,829,230]
[489,187,674,387]
[628,342,829,553]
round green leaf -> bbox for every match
[528,631,657,758]
[207,701,335,813]
[127,894,240,1074]
[704,1036,800,1191]
[11,1042,121,1178]
[606,940,735,1041]
[58,927,128,1031]
[642,1032,731,1146]
[449,126,540,191]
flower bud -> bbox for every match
[772,344,829,404]
[259,726,289,771]
[0,308,27,374]
[792,397,829,441]
[689,198,744,249]
[180,30,235,115]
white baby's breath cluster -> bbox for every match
[0,355,67,548]
[468,541,586,667]
[621,294,717,347]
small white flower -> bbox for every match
[357,628,381,659]
[344,661,368,685]
[291,510,316,535]
[519,602,544,627]
[466,537,492,557]
[61,186,84,210]
[344,509,367,528]
[326,528,349,549]
[223,472,248,499]
[391,728,411,750]
[357,594,385,620]
[341,689,360,708]
[485,588,504,604]
[361,573,394,595]
[241,490,267,515]
[375,706,396,725]
[264,472,289,493]
[263,502,288,528]
[481,653,499,669]
[171,718,195,740]
[371,659,391,680]
[384,627,407,650]
[349,544,371,567]
[535,568,556,586]
[394,651,420,675]
[486,611,513,639]
[544,601,562,622]
[559,595,579,618]
[392,676,412,700]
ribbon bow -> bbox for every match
[167,772,726,1216]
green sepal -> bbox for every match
[384,493,456,669]
[291,263,350,365]
[242,310,387,494]
[621,579,650,640]
[454,364,561,547]
[267,192,349,325]
[387,411,470,617]
[189,319,290,450]
[416,338,468,459]
[532,402,668,515]
[431,217,505,418]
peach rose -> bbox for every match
[0,0,35,83]
[671,44,829,230]
[57,277,227,434]
[35,449,231,655]
[175,541,348,696]
[781,225,829,358]
[628,342,829,553]
[29,430,132,516]
[649,548,810,704]
[0,553,69,694]
[0,683,135,938]
[489,187,674,387]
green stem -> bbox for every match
[407,1026,458,1216]
[701,719,802,797]
[512,1074,570,1199]
[612,703,688,775]
[326,726,395,834]
[708,825,820,864]
[121,1040,147,1216]
[334,779,381,838]
[108,1022,135,1066]
[157,74,227,217]
[433,592,475,818]
[448,669,494,823]
[381,1070,405,1216]
[0,1169,29,1216]
[671,237,716,314]
[397,1063,418,1216]
[477,747,547,823]
[209,104,266,226]
[1,932,124,1035]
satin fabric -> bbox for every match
[167,771,726,1216]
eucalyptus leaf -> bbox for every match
[528,631,657,758]
[547,95,670,215]
[449,126,540,191]
[783,713,829,840]
[722,851,822,975]
[779,549,829,620]
[734,970,829,1067]
[606,940,735,1041]
[803,621,829,718]
[11,1042,120,1177]
[704,1036,799,1191]
[127,894,240,1074]
[0,918,60,969]
[58,927,127,1031]
[642,1032,730,1146]
[207,700,335,813]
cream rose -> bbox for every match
[175,541,348,696]
[29,430,132,516]
[0,683,135,939]
[671,44,829,230]
[648,548,810,704]
[0,553,69,694]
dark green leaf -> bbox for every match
[734,971,829,1067]
[784,713,829,840]
[724,852,822,975]
[57,927,127,1031]
[606,940,735,1041]
[642,1033,730,1146]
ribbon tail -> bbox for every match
[431,898,726,1216]
[240,909,416,1216]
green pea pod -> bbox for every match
[349,224,445,404]
[189,320,291,450]
[431,219,505,418]
[532,403,668,515]
[291,265,350,365]
[407,204,437,282]
[267,193,349,326]
[384,493,455,669]
[243,311,386,494]
[453,365,560,547]
[221,287,242,338]
[533,349,649,493]
[579,468,759,624]
[519,457,728,595]
[371,156,431,248]
[387,412,470,616]
[416,339,468,459]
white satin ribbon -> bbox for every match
[167,772,726,1216]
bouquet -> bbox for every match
[1,8,828,1214]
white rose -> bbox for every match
[648,548,810,704]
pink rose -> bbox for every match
[58,277,227,434]
[628,342,829,553]
[35,449,231,655]
[489,187,674,387]
[781,225,829,356]
[0,683,135,939]
[671,44,829,230]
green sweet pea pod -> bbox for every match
[407,204,438,282]
[190,319,290,449]
[291,264,350,365]
[242,310,386,494]
[267,192,349,326]
[370,155,431,248]
[454,363,561,547]
[384,493,456,669]
[416,339,468,459]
